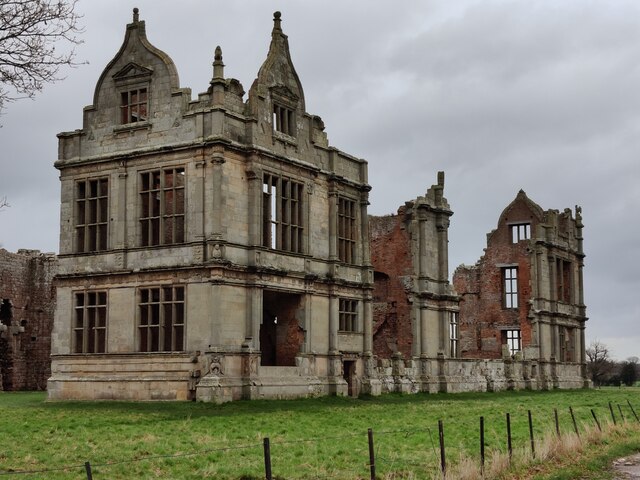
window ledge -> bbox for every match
[114,121,151,133]
[273,130,297,146]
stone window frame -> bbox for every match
[338,298,358,333]
[509,222,531,243]
[139,166,186,247]
[449,311,459,358]
[555,258,572,303]
[119,86,149,125]
[502,266,519,309]
[262,172,304,254]
[338,196,357,264]
[504,328,521,356]
[74,176,109,253]
[272,102,296,137]
[112,62,153,130]
[73,290,107,354]
[559,326,575,362]
[270,87,298,139]
[137,285,186,352]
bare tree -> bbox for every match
[586,340,613,386]
[0,0,83,112]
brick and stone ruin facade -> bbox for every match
[0,249,56,391]
[452,191,588,389]
[41,10,589,401]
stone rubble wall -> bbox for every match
[0,249,57,390]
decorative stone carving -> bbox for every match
[209,354,225,376]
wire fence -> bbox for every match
[0,398,638,479]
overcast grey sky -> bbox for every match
[1,0,638,360]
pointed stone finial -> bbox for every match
[133,7,139,22]
[273,11,282,31]
[213,45,224,79]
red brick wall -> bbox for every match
[370,210,414,359]
[453,197,539,359]
[0,249,56,390]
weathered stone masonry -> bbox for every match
[0,249,56,391]
[453,191,589,389]
[44,10,590,401]
[49,10,375,402]
[369,185,590,393]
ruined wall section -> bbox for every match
[0,249,56,390]
[453,242,532,359]
[453,192,542,360]
[370,210,414,359]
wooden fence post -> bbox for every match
[85,461,93,480]
[618,405,625,423]
[591,409,602,432]
[438,419,446,477]
[480,416,485,474]
[528,410,535,458]
[609,402,617,425]
[569,406,579,437]
[506,412,512,461]
[554,408,560,437]
[368,428,376,480]
[263,437,272,480]
[628,400,640,423]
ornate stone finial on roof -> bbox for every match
[273,11,282,31]
[133,7,139,23]
[212,45,224,80]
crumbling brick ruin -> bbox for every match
[0,249,56,390]
[453,190,588,388]
[370,172,458,363]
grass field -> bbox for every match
[0,388,638,479]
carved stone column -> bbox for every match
[210,151,226,238]
[246,157,262,249]
[363,296,372,356]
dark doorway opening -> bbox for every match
[260,291,304,366]
[343,360,356,396]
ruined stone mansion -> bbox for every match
[41,10,589,401]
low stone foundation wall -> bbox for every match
[48,352,590,403]
[48,353,199,401]
[370,355,590,395]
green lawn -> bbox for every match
[0,388,638,479]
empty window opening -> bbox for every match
[559,327,575,362]
[556,258,572,302]
[76,178,108,252]
[510,223,531,243]
[502,329,521,357]
[338,197,357,263]
[138,286,185,352]
[262,173,303,253]
[503,267,518,309]
[0,299,12,326]
[260,291,304,367]
[373,271,390,302]
[272,103,295,136]
[140,168,185,246]
[339,299,358,332]
[449,312,459,358]
[74,291,107,354]
[120,88,148,124]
